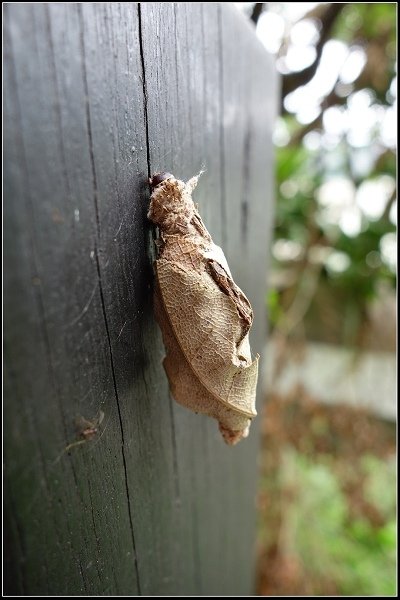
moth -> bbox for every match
[148,172,258,444]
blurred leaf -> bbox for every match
[277,448,396,595]
[270,0,396,345]
[266,288,283,325]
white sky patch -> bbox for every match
[389,76,397,99]
[273,117,291,146]
[273,239,304,261]
[276,56,292,75]
[389,200,397,226]
[323,106,348,136]
[283,17,319,72]
[256,11,285,54]
[297,103,321,125]
[317,177,364,237]
[254,3,321,55]
[303,131,322,151]
[318,177,355,207]
[284,88,321,124]
[308,40,349,97]
[322,132,343,151]
[339,205,363,237]
[379,104,397,148]
[380,232,397,272]
[283,88,306,112]
[340,47,367,84]
[284,40,349,123]
[350,147,382,179]
[356,176,395,220]
[325,251,351,273]
[279,2,321,23]
[346,90,378,147]
[290,18,320,46]
[285,44,317,72]
[347,88,374,109]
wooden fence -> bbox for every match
[4,3,276,595]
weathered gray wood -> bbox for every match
[4,3,276,595]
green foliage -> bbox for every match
[270,2,397,344]
[271,448,396,596]
[274,139,396,296]
[361,454,397,518]
[266,288,283,325]
[334,3,396,48]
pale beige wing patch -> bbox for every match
[156,258,258,417]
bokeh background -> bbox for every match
[236,3,396,596]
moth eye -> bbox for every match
[150,172,174,188]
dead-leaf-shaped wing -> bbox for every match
[156,258,258,418]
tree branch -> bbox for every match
[250,3,265,25]
[281,3,345,112]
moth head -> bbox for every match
[148,172,194,233]
[149,172,174,188]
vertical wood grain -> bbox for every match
[4,3,276,595]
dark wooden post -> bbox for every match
[4,3,276,595]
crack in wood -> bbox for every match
[79,6,141,594]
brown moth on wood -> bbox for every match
[148,172,258,445]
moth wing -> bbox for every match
[156,259,258,417]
